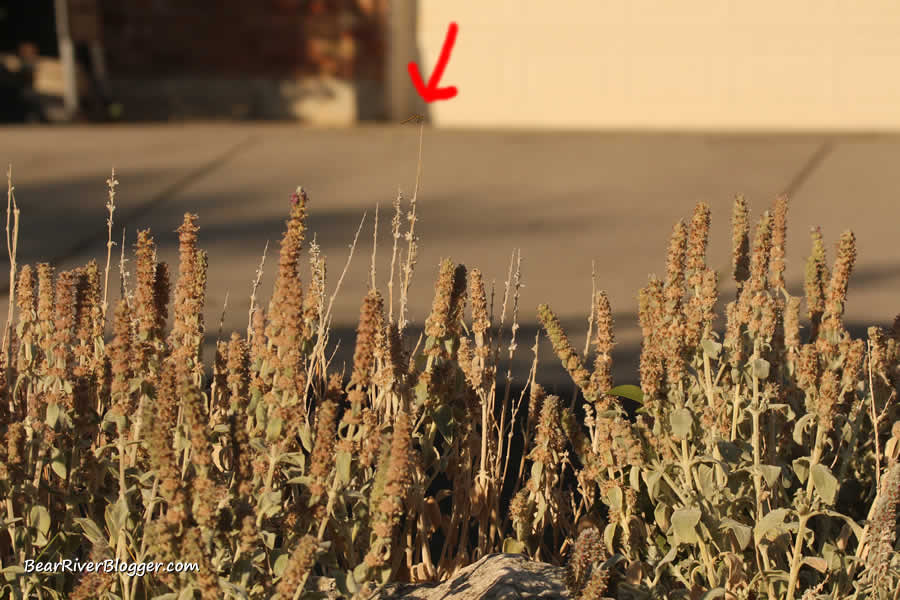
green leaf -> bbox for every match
[607,384,644,404]
[503,538,526,554]
[701,589,727,600]
[755,508,789,543]
[531,461,544,483]
[694,464,715,501]
[671,507,701,544]
[670,408,693,439]
[266,415,283,442]
[793,414,815,445]
[811,463,839,505]
[792,457,810,483]
[298,424,313,453]
[606,486,623,511]
[603,522,617,553]
[432,405,453,443]
[353,562,370,585]
[701,340,722,360]
[759,464,782,488]
[273,552,289,577]
[337,451,351,485]
[643,470,663,501]
[45,402,60,428]
[751,358,770,379]
[50,447,67,480]
[3,565,25,582]
[629,465,641,491]
[105,496,128,540]
[74,518,107,547]
[720,518,752,551]
[414,380,428,407]
[29,505,51,546]
[654,503,671,531]
[260,530,276,549]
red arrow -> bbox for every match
[408,22,459,103]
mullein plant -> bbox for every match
[1,165,899,600]
[549,198,900,599]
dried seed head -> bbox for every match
[538,303,590,391]
[665,220,688,304]
[469,268,490,336]
[784,296,802,351]
[686,202,711,287]
[425,259,467,343]
[842,338,866,388]
[589,291,614,399]
[805,227,828,331]
[748,211,773,294]
[637,277,664,341]
[769,194,789,290]
[134,230,159,343]
[275,535,319,599]
[797,343,819,393]
[816,369,839,431]
[15,265,35,322]
[732,195,751,288]
[153,261,170,335]
[309,399,338,485]
[724,302,744,366]
[351,290,384,389]
[823,230,856,336]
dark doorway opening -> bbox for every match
[0,0,58,56]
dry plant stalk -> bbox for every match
[1,163,898,600]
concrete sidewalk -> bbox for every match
[1,123,899,390]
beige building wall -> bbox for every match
[400,1,900,130]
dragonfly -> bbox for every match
[401,114,425,125]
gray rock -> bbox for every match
[364,553,573,600]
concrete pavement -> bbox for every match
[1,123,898,391]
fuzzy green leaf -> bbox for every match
[414,380,428,407]
[607,384,644,404]
[754,508,789,543]
[720,518,752,551]
[30,505,51,540]
[74,518,107,547]
[629,465,641,491]
[531,461,544,483]
[671,507,701,544]
[811,463,839,505]
[701,589,727,600]
[503,538,526,554]
[273,552,289,577]
[759,464,782,488]
[105,496,128,541]
[298,424,313,453]
[751,358,770,379]
[654,504,671,531]
[433,404,454,443]
[266,415,283,442]
[50,447,67,480]
[45,402,60,428]
[792,458,809,483]
[603,522,617,554]
[353,563,370,585]
[670,408,693,439]
[701,340,722,360]
[337,451,352,485]
[606,486,623,511]
[793,414,815,445]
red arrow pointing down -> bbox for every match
[408,22,459,103]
